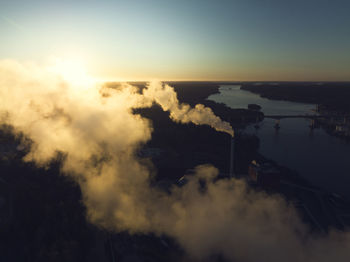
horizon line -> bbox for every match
[104,80,350,83]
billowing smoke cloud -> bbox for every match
[143,82,234,136]
[1,59,350,262]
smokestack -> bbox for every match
[229,137,235,178]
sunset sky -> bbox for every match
[1,0,349,81]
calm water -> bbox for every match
[209,85,350,199]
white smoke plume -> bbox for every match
[143,82,234,136]
[0,59,350,262]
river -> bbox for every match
[208,85,350,199]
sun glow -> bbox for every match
[47,57,97,91]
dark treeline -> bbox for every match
[241,82,350,112]
[134,105,232,180]
[0,128,95,262]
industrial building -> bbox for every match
[248,160,281,189]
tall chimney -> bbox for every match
[229,137,235,178]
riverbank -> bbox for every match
[208,83,350,200]
[240,82,350,112]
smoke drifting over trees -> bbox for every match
[143,82,234,137]
[0,60,350,262]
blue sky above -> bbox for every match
[1,0,349,80]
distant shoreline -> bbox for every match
[240,82,350,112]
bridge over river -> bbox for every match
[264,114,346,120]
[261,114,350,129]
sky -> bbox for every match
[1,0,349,81]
